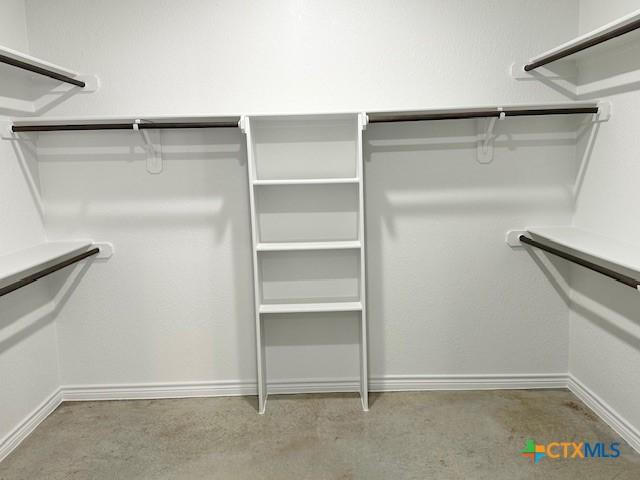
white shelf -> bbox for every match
[244,112,368,413]
[257,241,361,252]
[0,241,93,289]
[527,226,640,274]
[526,9,640,68]
[259,301,363,314]
[0,45,99,113]
[0,44,80,77]
[253,178,359,186]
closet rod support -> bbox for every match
[0,53,86,87]
[0,247,100,298]
[519,235,640,291]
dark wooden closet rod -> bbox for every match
[0,53,86,88]
[12,108,598,131]
[0,248,100,298]
[519,235,640,291]
[367,106,599,124]
[12,121,241,132]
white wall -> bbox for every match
[24,0,578,116]
[0,0,61,452]
[18,1,583,389]
[365,116,580,378]
[569,0,640,435]
[38,129,256,385]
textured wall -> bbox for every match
[25,0,577,116]
[570,0,640,438]
[0,0,60,454]
[21,0,580,389]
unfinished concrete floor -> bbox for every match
[1,390,639,479]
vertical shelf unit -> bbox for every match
[242,113,368,414]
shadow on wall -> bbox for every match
[13,127,256,383]
[571,267,640,352]
[364,115,592,232]
[516,62,579,101]
[6,132,45,226]
[0,261,91,355]
[578,37,640,99]
[526,249,573,307]
[0,63,88,116]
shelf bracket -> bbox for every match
[238,115,248,134]
[134,119,162,174]
[359,112,369,132]
[505,229,527,247]
[476,110,504,164]
[509,62,572,81]
[0,120,14,140]
[93,241,115,259]
[595,101,612,122]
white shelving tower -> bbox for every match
[242,113,368,414]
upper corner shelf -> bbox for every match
[523,8,640,71]
[0,44,90,88]
[526,226,640,275]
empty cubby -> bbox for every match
[254,183,360,243]
[258,249,361,306]
[250,115,358,180]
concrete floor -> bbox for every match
[1,390,639,479]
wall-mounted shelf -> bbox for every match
[527,227,640,274]
[0,44,99,113]
[0,44,94,88]
[0,241,91,282]
[506,227,640,291]
[0,241,112,297]
[510,9,640,96]
[522,8,640,72]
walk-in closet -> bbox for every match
[1,1,640,478]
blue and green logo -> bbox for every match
[521,439,621,463]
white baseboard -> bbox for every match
[268,378,359,394]
[0,388,62,463]
[58,373,567,402]
[6,373,635,464]
[568,374,640,454]
[61,380,256,401]
[371,373,568,391]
